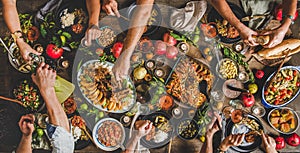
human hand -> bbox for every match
[260,28,287,48]
[102,0,120,17]
[17,39,41,62]
[205,112,222,139]
[260,131,277,153]
[134,120,153,138]
[84,25,100,46]
[31,62,56,93]
[18,114,35,137]
[112,53,130,81]
[238,26,259,46]
[219,134,245,151]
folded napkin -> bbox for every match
[54,76,75,103]
[169,1,207,32]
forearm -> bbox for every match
[16,135,32,153]
[123,134,141,153]
[279,0,297,32]
[86,0,101,26]
[121,0,154,59]
[200,136,213,153]
[40,88,70,132]
[2,0,22,33]
[209,0,246,31]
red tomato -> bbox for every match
[46,44,64,59]
[287,90,293,96]
[264,90,269,95]
[271,87,277,92]
[285,76,293,81]
[293,70,298,76]
[280,94,286,99]
[296,82,300,87]
[274,100,280,105]
[280,89,287,94]
[111,42,123,58]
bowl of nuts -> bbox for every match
[216,58,238,80]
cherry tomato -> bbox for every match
[296,82,300,87]
[264,90,269,95]
[285,76,293,81]
[274,100,280,105]
[287,90,293,96]
[280,94,286,99]
[282,89,287,94]
[271,87,277,92]
[293,70,298,76]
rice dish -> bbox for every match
[153,130,168,143]
[60,9,75,28]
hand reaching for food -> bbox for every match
[85,24,100,46]
[18,114,35,137]
[205,112,222,139]
[219,134,245,152]
[135,120,153,138]
[112,53,130,81]
[238,26,259,46]
[260,28,287,48]
[260,131,277,153]
[102,0,120,17]
[17,39,41,62]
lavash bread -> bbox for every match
[257,39,300,59]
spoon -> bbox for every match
[226,84,249,93]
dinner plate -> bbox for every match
[225,114,263,153]
[119,2,162,36]
[207,2,248,44]
[92,118,125,151]
[55,0,88,39]
[77,60,136,113]
[141,111,173,149]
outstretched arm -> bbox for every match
[112,0,154,80]
[31,63,70,132]
[1,0,40,61]
[262,0,297,48]
[85,0,101,46]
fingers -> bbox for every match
[260,131,268,144]
[112,5,120,17]
[102,0,119,16]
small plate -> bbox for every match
[141,111,173,149]
[92,118,125,151]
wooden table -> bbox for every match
[1,0,300,153]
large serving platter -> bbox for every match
[77,60,136,113]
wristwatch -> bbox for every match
[11,30,24,43]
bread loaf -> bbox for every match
[257,39,300,59]
[253,35,270,45]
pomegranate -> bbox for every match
[241,92,255,107]
[166,46,179,59]
[154,40,167,55]
[275,136,286,150]
[286,133,300,147]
